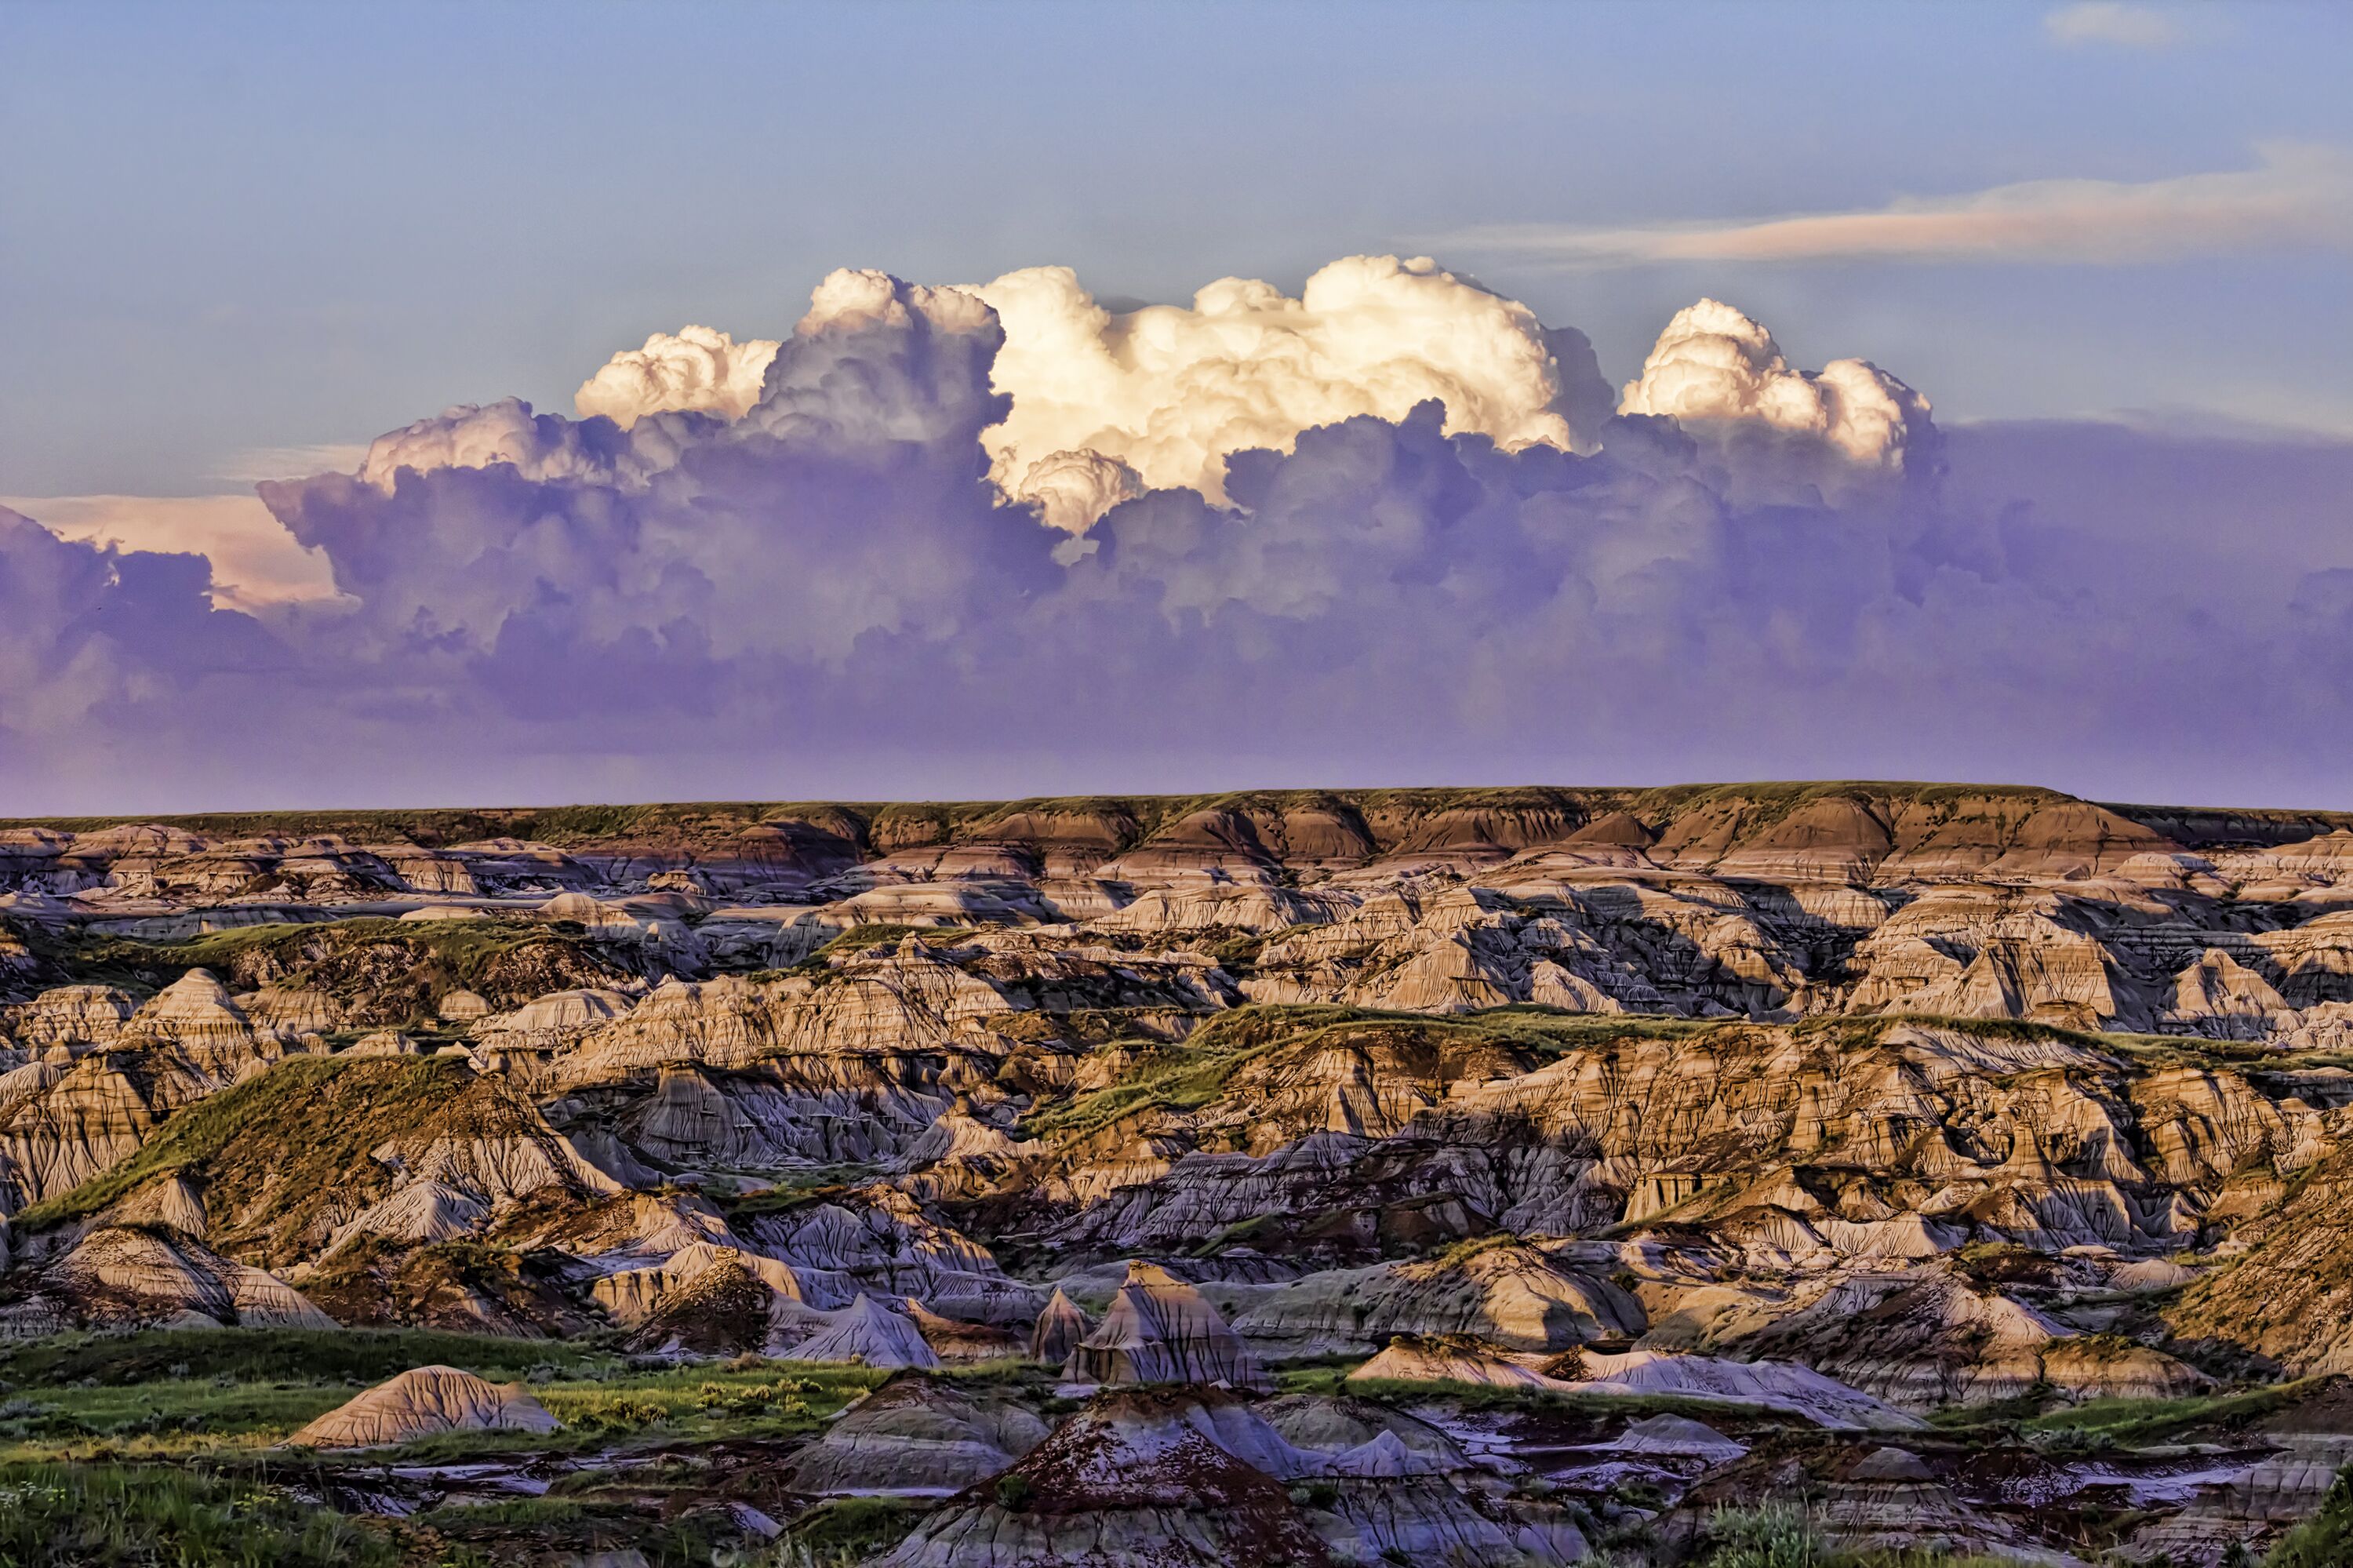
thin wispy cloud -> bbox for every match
[212,442,373,484]
[2043,2,2186,49]
[1435,146,2353,267]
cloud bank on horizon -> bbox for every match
[3,253,2350,814]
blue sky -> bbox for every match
[5,0,2350,498]
[6,0,2353,813]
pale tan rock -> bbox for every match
[121,970,274,1052]
[239,987,340,1034]
[436,990,491,1021]
[1348,1334,1557,1390]
[288,1366,559,1448]
[49,1224,334,1330]
[1612,1412,1747,1461]
[591,1241,822,1325]
[328,1181,491,1249]
[6,986,134,1048]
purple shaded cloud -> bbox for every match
[2,267,2348,813]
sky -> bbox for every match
[2,0,2351,814]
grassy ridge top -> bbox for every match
[7,781,2348,852]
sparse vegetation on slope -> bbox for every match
[13,1055,487,1258]
[22,915,627,1017]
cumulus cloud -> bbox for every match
[357,397,710,492]
[261,269,1038,675]
[355,256,1620,535]
[2044,2,2186,49]
[9,256,2351,813]
[1617,300,1935,504]
[0,494,340,610]
[1438,144,2353,266]
[974,254,1613,526]
[574,326,781,427]
[0,508,281,791]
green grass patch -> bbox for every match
[0,1326,611,1390]
[1014,1006,1310,1142]
[2019,1379,2319,1446]
[0,1460,395,1566]
[0,1352,886,1466]
[784,1496,922,1563]
[0,1330,617,1462]
[1697,1501,2049,1568]
[343,1360,887,1464]
[712,1166,879,1223]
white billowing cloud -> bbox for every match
[3,493,341,610]
[356,397,704,492]
[326,259,1926,533]
[1620,300,1933,501]
[2044,2,2184,48]
[574,325,780,427]
[1441,144,2353,266]
[360,398,604,489]
[973,254,1606,527]
[346,271,1001,497]
[797,267,995,339]
[1007,448,1146,533]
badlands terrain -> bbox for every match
[2,781,2352,1566]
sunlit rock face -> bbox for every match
[288,1366,561,1449]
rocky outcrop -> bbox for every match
[1063,1262,1271,1392]
[874,1387,1333,1568]
[287,1365,560,1448]
[1235,1241,1644,1356]
[1550,1348,1921,1430]
[1348,1332,1913,1429]
[1030,1286,1092,1364]
[781,1293,943,1370]
[3,784,2353,1566]
[2169,1144,2353,1376]
[780,1375,1047,1495]
[1257,1394,1473,1471]
[1743,1267,2209,1409]
[1613,1413,1749,1461]
[593,1241,832,1352]
[743,1189,1036,1324]
[35,1224,335,1331]
[1349,1334,1558,1390]
[878,1383,1579,1568]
